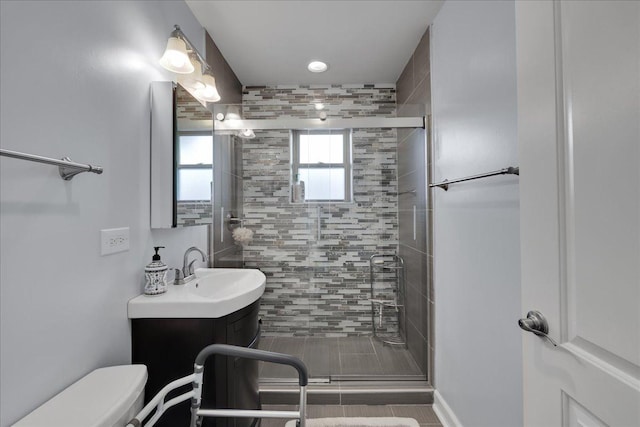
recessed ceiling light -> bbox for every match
[308,61,328,73]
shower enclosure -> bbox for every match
[211,85,430,384]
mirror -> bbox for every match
[150,82,213,228]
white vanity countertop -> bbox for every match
[128,268,266,319]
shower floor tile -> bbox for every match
[304,338,340,377]
[340,353,382,375]
[373,340,423,375]
[261,336,423,379]
[338,336,376,354]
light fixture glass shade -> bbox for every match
[159,37,194,74]
[225,105,242,120]
[195,73,221,103]
[237,129,256,139]
[179,59,205,91]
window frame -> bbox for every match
[291,129,353,203]
[175,130,213,202]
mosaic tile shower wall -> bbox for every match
[175,84,213,227]
[176,201,212,227]
[241,85,401,337]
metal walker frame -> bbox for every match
[126,344,309,427]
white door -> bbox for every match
[516,1,640,426]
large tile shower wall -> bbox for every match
[241,84,400,337]
[396,28,431,375]
[396,29,433,378]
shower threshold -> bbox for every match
[329,374,426,382]
[261,377,331,384]
[260,374,425,384]
[260,380,433,405]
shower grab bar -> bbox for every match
[430,166,519,191]
[0,148,103,180]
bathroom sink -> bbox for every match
[128,268,266,318]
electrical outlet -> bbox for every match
[101,227,130,255]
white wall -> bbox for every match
[431,1,522,426]
[0,2,208,425]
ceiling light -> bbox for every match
[308,61,328,73]
[314,103,325,110]
[215,113,225,121]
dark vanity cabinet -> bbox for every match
[132,300,261,427]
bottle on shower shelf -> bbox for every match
[292,173,305,203]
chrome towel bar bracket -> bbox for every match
[430,166,519,191]
[0,149,103,180]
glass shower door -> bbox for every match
[213,102,429,383]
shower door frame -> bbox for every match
[214,114,432,384]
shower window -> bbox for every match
[176,132,213,201]
[291,129,352,202]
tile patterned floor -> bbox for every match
[259,336,423,379]
[261,405,443,427]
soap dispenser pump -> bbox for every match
[144,246,168,295]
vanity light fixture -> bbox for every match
[195,72,221,103]
[308,60,328,73]
[159,33,193,74]
[160,25,221,103]
[180,60,206,91]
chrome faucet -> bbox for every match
[174,246,208,285]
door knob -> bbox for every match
[518,310,558,346]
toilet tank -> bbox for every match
[14,365,147,427]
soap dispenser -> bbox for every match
[144,246,168,295]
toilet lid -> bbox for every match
[14,365,147,427]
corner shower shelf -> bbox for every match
[369,254,406,347]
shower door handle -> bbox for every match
[518,310,557,346]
